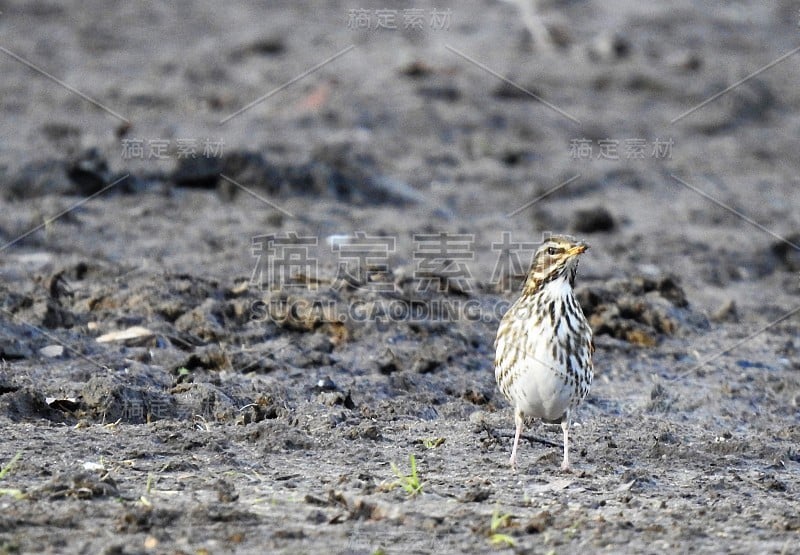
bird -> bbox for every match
[494,234,594,471]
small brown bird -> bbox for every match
[495,235,594,471]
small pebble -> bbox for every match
[40,345,65,358]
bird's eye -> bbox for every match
[547,247,557,256]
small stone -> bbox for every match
[316,376,337,391]
[572,206,615,233]
[39,345,65,358]
[711,299,738,323]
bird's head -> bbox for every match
[524,235,588,293]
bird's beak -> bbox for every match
[567,242,588,257]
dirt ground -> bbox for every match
[1,1,800,553]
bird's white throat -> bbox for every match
[538,274,574,303]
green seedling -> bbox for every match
[138,472,155,507]
[0,451,25,499]
[422,437,446,449]
[489,508,516,547]
[0,451,22,480]
[390,454,423,497]
[176,367,192,384]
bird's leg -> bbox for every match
[510,408,524,469]
[560,417,571,472]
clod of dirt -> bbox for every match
[0,387,63,422]
[5,159,70,199]
[328,490,403,522]
[317,390,355,409]
[373,348,400,374]
[214,479,239,502]
[412,354,443,374]
[174,299,227,341]
[726,79,777,127]
[587,32,632,62]
[576,275,703,344]
[771,234,800,271]
[265,294,335,332]
[416,84,461,102]
[461,484,491,503]
[173,345,228,372]
[462,389,490,405]
[493,78,542,100]
[41,121,82,145]
[0,336,32,359]
[284,342,333,369]
[0,372,19,394]
[45,271,73,300]
[572,206,616,233]
[36,471,118,500]
[311,141,425,205]
[399,59,434,78]
[696,79,777,135]
[237,394,284,425]
[81,375,175,423]
[219,150,284,197]
[647,383,677,413]
[307,334,334,354]
[67,148,110,195]
[117,507,181,533]
[525,510,554,533]
[314,376,337,392]
[170,155,223,188]
[169,381,241,422]
[229,36,286,60]
[40,298,77,329]
[262,295,349,347]
[665,50,703,72]
[241,420,314,451]
[345,421,382,440]
[547,23,572,49]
